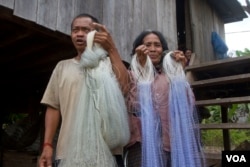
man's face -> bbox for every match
[71,17,94,53]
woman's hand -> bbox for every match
[172,50,187,67]
[135,45,149,66]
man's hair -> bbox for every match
[131,30,169,55]
[71,13,99,30]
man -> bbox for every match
[38,13,129,167]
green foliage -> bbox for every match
[3,113,28,124]
[204,105,221,123]
[228,104,239,121]
[201,104,250,149]
[201,129,250,148]
[235,48,250,57]
[230,130,250,147]
[202,130,223,147]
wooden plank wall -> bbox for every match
[37,0,58,30]
[1,0,179,62]
[0,0,179,62]
[189,0,225,63]
[0,0,14,9]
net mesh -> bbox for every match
[59,31,130,167]
[163,52,206,167]
[131,55,165,167]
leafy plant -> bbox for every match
[2,113,28,130]
[235,48,250,57]
[204,105,221,123]
[201,104,250,149]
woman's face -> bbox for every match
[185,50,192,60]
[143,33,163,65]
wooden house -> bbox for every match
[0,0,248,166]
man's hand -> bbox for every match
[90,22,130,95]
[91,23,116,53]
[38,146,53,167]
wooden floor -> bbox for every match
[2,150,38,167]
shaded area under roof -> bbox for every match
[208,0,248,23]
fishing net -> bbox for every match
[130,51,206,167]
[59,31,130,167]
[130,55,165,167]
[163,52,206,167]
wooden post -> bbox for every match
[221,106,230,150]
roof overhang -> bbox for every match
[208,0,248,23]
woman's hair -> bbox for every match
[71,13,99,30]
[184,48,192,53]
[131,30,169,55]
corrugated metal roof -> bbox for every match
[208,0,248,23]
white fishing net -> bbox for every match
[130,54,154,82]
[59,31,130,167]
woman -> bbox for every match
[184,48,192,66]
[125,30,205,167]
